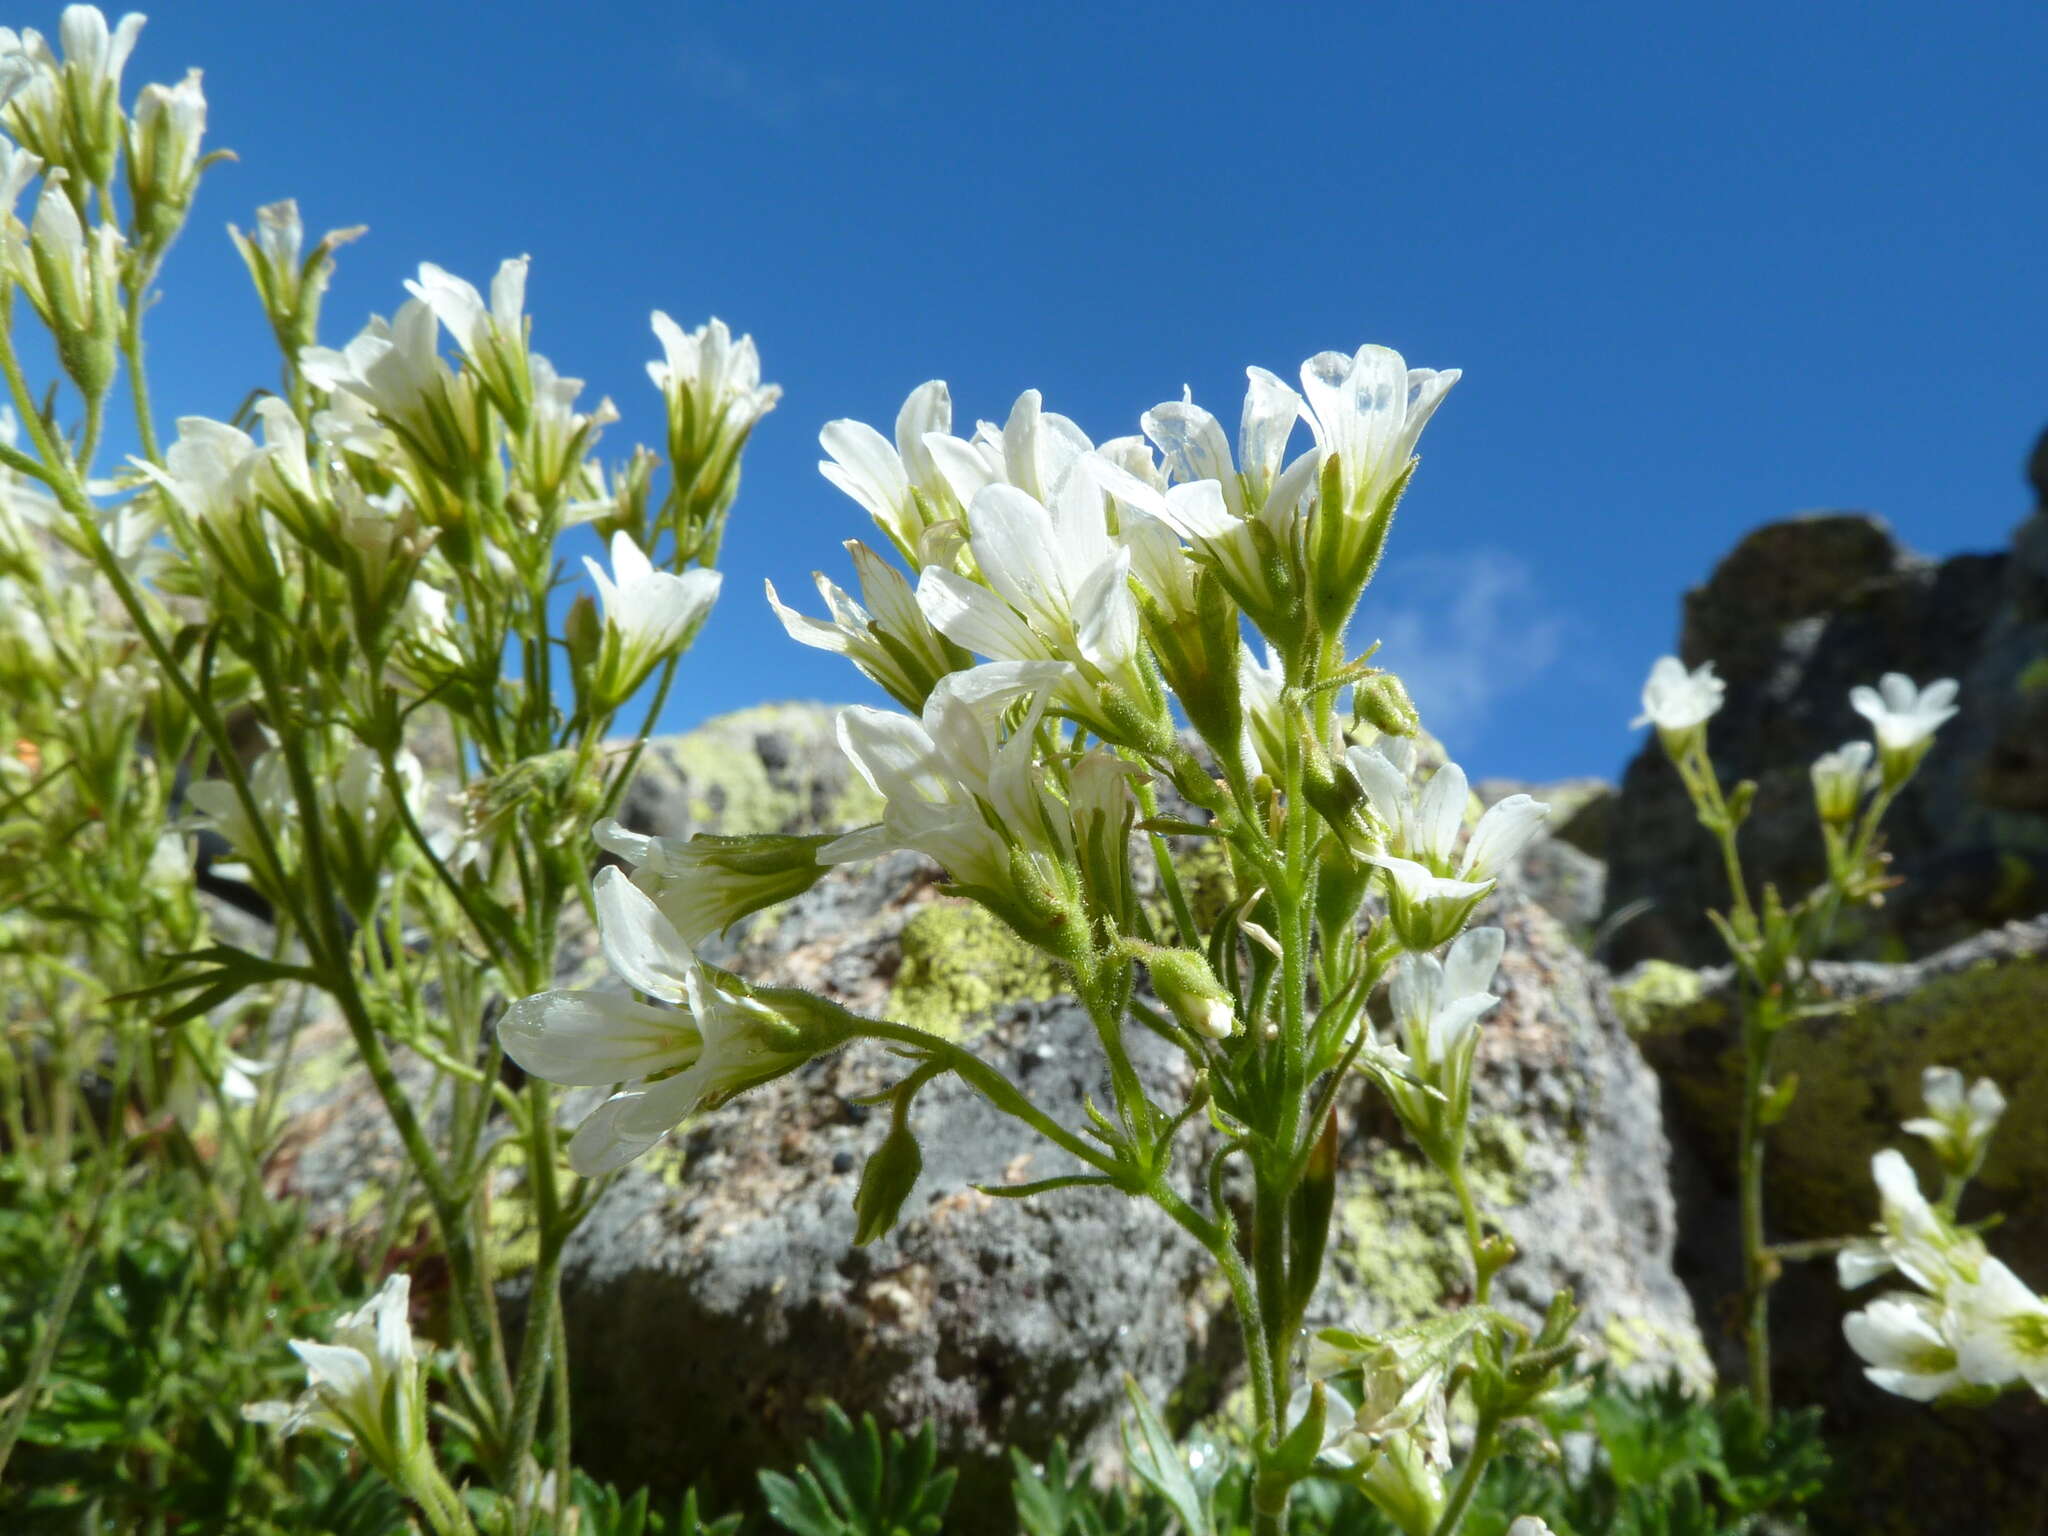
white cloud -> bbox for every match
[1358,547,1565,748]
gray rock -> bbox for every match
[555,851,1221,1515]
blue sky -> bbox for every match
[120,1,2046,782]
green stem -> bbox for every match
[1737,1006,1776,1418]
[1449,1162,1493,1306]
[1429,1411,1499,1536]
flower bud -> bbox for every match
[228,201,364,361]
[1125,939,1237,1039]
[1810,740,1874,826]
[853,1093,924,1246]
[126,68,209,258]
[17,183,121,399]
[1356,671,1420,738]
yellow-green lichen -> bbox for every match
[482,1140,576,1282]
[660,704,882,836]
[1608,960,1712,1037]
[1602,1313,1715,1394]
[884,900,1069,1038]
[1325,1117,1533,1329]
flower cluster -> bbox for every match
[1840,1067,2046,1404]
[497,342,1578,1534]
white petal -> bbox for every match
[916,566,1052,661]
[498,989,697,1085]
[593,867,694,1003]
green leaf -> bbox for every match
[1119,1377,1208,1536]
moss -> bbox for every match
[883,899,1069,1039]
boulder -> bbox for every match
[1601,488,2048,970]
[265,704,1707,1523]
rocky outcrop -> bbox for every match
[1601,479,2048,969]
[1613,915,2048,1535]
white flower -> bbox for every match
[1237,643,1287,779]
[766,539,962,710]
[1632,656,1725,738]
[819,380,959,562]
[1390,927,1505,1071]
[914,457,1154,738]
[1838,1148,1982,1293]
[303,300,483,479]
[1347,747,1547,881]
[1843,1293,1966,1401]
[55,6,143,101]
[1293,345,1458,617]
[243,1273,427,1479]
[583,530,721,702]
[593,816,832,946]
[1136,374,1322,622]
[1809,739,1874,825]
[333,745,424,855]
[127,67,206,232]
[1901,1065,2006,1183]
[11,180,124,375]
[407,258,548,433]
[826,660,1072,895]
[1508,1521,1558,1536]
[133,414,277,594]
[1850,672,1959,786]
[648,313,779,523]
[500,868,845,1174]
[1951,1258,2048,1397]
[185,750,294,883]
[1345,747,1545,952]
[1367,855,1496,955]
[1380,928,1504,1165]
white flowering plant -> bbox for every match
[496,345,1590,1535]
[0,7,775,1526]
[1631,655,1958,1420]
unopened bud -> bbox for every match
[1356,672,1420,737]
[853,1100,923,1246]
[1124,939,1237,1039]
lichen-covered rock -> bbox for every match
[1615,914,2048,1535]
[1315,895,1708,1393]
[1602,489,2048,969]
[553,850,1222,1517]
[613,701,882,839]
[555,859,1708,1511]
[263,704,1707,1522]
